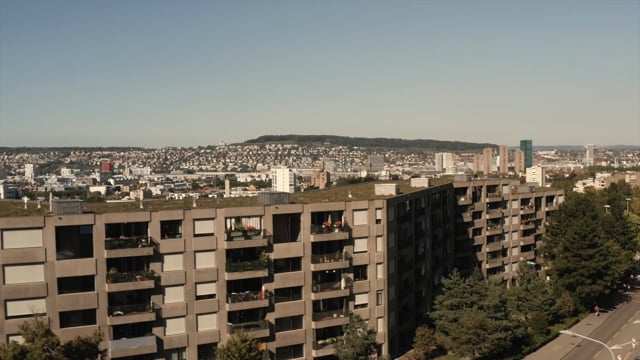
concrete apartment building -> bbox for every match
[0,178,563,360]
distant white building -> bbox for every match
[435,152,454,173]
[272,167,296,193]
[525,166,545,187]
[24,164,35,182]
[585,144,595,165]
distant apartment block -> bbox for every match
[526,166,546,187]
[514,149,525,174]
[482,147,494,175]
[498,145,509,175]
[271,168,296,193]
[0,179,563,360]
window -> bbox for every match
[2,229,42,249]
[353,210,368,225]
[165,317,186,335]
[4,264,44,284]
[276,344,303,360]
[197,343,217,360]
[7,335,24,344]
[273,286,302,303]
[161,220,182,239]
[197,313,217,331]
[275,315,303,332]
[59,309,96,328]
[55,225,93,260]
[377,317,384,332]
[166,348,187,360]
[354,293,368,309]
[376,236,383,252]
[165,286,185,304]
[354,238,367,253]
[5,298,46,318]
[354,265,367,281]
[376,291,383,306]
[163,254,183,271]
[194,219,214,237]
[196,282,217,300]
[376,264,384,279]
[375,208,383,224]
[273,258,301,273]
[195,251,216,269]
[58,276,95,294]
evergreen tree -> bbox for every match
[431,269,525,359]
[506,262,555,335]
[410,325,438,360]
[217,332,263,360]
[335,314,379,360]
[542,193,621,310]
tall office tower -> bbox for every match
[442,153,454,172]
[473,154,481,174]
[24,164,34,182]
[482,147,494,175]
[271,167,296,193]
[498,145,509,175]
[520,139,533,168]
[514,150,525,174]
[435,153,444,172]
[585,144,595,165]
[526,165,545,187]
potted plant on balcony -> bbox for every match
[332,220,342,232]
[322,221,332,233]
[107,267,119,284]
[246,225,261,237]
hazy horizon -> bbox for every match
[1,1,638,148]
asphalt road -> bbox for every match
[562,290,640,360]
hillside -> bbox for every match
[244,135,495,152]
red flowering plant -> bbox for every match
[333,221,342,227]
[322,221,332,229]
[246,225,255,231]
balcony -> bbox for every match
[312,308,348,322]
[311,281,350,300]
[109,335,157,358]
[486,192,502,201]
[486,257,503,268]
[225,259,269,281]
[105,236,156,258]
[106,270,156,292]
[520,221,535,230]
[486,225,503,236]
[457,195,472,205]
[486,209,503,219]
[227,319,270,338]
[226,291,270,311]
[310,252,350,271]
[520,205,535,215]
[107,303,156,326]
[520,235,535,246]
[313,336,344,357]
[225,232,269,249]
[486,242,502,252]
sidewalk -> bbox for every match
[525,311,608,360]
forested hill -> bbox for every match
[244,135,495,152]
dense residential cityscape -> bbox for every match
[0,138,638,360]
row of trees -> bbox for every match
[418,181,640,359]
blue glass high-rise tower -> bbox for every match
[520,139,533,168]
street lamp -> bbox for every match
[559,329,620,360]
[626,198,631,214]
[604,204,611,214]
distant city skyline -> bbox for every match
[1,0,638,148]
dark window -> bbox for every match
[353,265,368,281]
[275,315,303,332]
[275,344,303,360]
[273,258,302,274]
[197,343,217,360]
[273,286,302,303]
[59,309,96,328]
[55,225,93,260]
[57,276,95,294]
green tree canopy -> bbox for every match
[216,332,263,360]
[335,314,379,360]
[0,315,104,360]
[431,269,525,359]
[541,192,625,310]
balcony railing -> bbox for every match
[227,290,266,303]
[314,336,344,349]
[312,281,349,293]
[107,269,156,284]
[226,229,265,241]
[312,309,348,321]
[227,319,269,335]
[108,302,154,317]
[311,252,350,264]
[226,259,268,273]
[105,236,155,250]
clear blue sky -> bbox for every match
[1,0,638,148]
